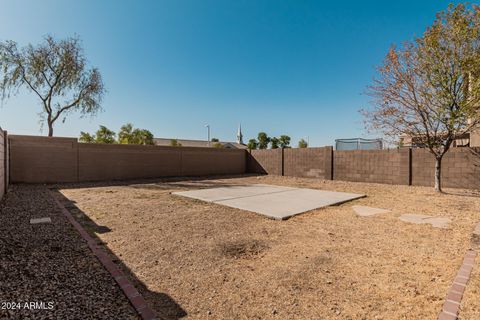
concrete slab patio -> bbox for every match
[173,184,365,220]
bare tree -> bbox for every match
[0,35,105,136]
[362,4,480,192]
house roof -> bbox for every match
[153,138,248,149]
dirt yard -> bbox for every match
[59,175,480,319]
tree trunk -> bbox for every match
[47,121,54,137]
[434,157,442,193]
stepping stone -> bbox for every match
[30,217,52,224]
[425,217,452,229]
[352,205,390,217]
[399,214,451,229]
[474,223,480,236]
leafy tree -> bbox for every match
[118,123,154,145]
[79,131,95,143]
[362,4,480,192]
[79,124,153,145]
[94,125,116,144]
[0,35,105,136]
[257,132,270,149]
[212,142,223,148]
[118,123,134,144]
[279,135,291,148]
[131,129,154,145]
[298,139,308,148]
[211,138,219,142]
[170,139,182,147]
[247,138,258,150]
[270,137,279,149]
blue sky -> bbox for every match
[0,0,462,146]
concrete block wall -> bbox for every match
[334,149,410,185]
[284,147,333,179]
[248,146,480,189]
[180,147,245,176]
[8,133,480,189]
[412,148,480,189]
[248,149,282,175]
[78,143,246,181]
[9,135,78,183]
[0,128,7,201]
[9,135,246,183]
[78,143,182,181]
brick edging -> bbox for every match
[49,190,158,320]
[438,249,477,320]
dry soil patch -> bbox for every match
[59,176,480,319]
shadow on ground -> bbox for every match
[51,173,262,192]
[52,190,188,320]
[441,189,480,198]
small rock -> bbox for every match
[30,217,52,224]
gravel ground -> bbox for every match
[59,175,480,320]
[0,185,138,320]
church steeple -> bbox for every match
[237,123,244,144]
